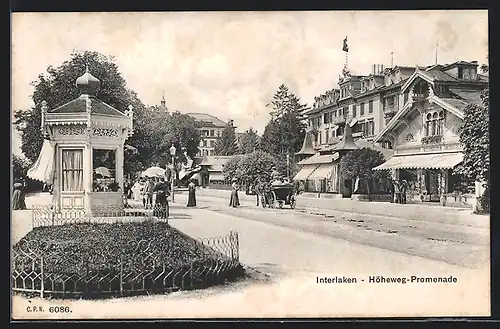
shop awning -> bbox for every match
[308,163,335,180]
[298,154,336,165]
[373,152,464,171]
[209,172,225,181]
[27,139,55,184]
[293,164,319,181]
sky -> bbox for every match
[11,10,488,156]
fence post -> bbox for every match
[40,256,44,299]
[119,256,123,296]
[190,261,194,290]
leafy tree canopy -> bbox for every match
[222,151,275,185]
[214,121,238,156]
[454,88,489,186]
[12,154,32,182]
[13,50,149,170]
[340,148,388,182]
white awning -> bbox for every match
[293,164,319,181]
[27,139,55,184]
[308,163,335,180]
[373,152,464,171]
[349,118,358,127]
[209,172,225,181]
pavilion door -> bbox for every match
[426,170,440,202]
[60,148,85,209]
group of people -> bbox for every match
[391,179,409,204]
[123,175,198,218]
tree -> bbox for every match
[260,120,281,155]
[149,111,201,167]
[222,151,275,186]
[340,148,388,199]
[214,121,238,156]
[265,84,308,155]
[238,127,260,154]
[13,50,151,175]
[12,154,32,182]
[454,88,489,212]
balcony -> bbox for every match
[421,135,443,145]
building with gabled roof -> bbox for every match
[373,60,488,207]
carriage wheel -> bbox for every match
[270,192,277,208]
[290,199,296,209]
[261,195,266,208]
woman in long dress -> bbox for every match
[12,182,26,210]
[153,178,169,219]
[187,179,197,207]
[229,178,240,208]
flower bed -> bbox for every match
[12,221,243,299]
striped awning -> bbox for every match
[27,139,55,184]
[308,163,335,180]
[373,152,464,171]
[293,164,319,181]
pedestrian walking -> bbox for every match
[12,182,27,210]
[393,180,401,204]
[144,177,155,209]
[153,177,169,219]
[186,179,197,207]
[400,180,408,204]
[229,177,240,208]
[389,179,395,203]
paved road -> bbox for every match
[176,192,489,269]
[12,193,490,318]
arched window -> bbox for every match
[437,111,444,135]
[425,110,445,136]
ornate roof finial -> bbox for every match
[76,65,100,95]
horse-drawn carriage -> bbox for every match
[260,182,296,209]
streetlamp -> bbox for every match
[170,144,176,203]
[286,152,290,182]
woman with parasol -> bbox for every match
[229,177,240,208]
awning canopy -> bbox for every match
[27,139,55,184]
[308,163,335,180]
[297,153,335,165]
[293,164,319,181]
[373,152,464,171]
[209,172,225,181]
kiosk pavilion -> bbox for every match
[28,66,134,214]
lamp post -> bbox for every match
[286,152,290,182]
[170,144,176,203]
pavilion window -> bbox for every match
[92,149,117,192]
[61,149,84,192]
[360,103,365,116]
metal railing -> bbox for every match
[12,229,241,299]
[31,204,169,228]
[13,205,242,299]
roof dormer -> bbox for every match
[442,61,479,81]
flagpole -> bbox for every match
[435,36,439,65]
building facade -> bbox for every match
[186,113,228,157]
[373,61,488,206]
[298,60,487,205]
